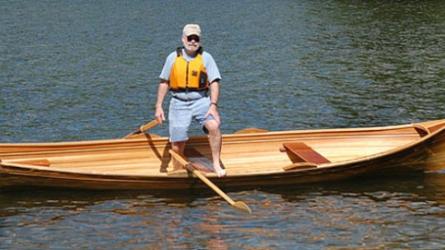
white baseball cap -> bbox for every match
[183,24,201,37]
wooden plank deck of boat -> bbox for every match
[0,119,445,190]
[0,124,426,177]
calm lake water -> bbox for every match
[1,0,445,249]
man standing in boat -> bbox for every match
[154,24,225,177]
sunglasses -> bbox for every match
[187,35,200,42]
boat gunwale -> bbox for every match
[0,121,432,160]
[1,120,443,148]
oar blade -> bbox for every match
[232,201,252,214]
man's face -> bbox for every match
[182,34,200,53]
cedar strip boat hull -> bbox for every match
[1,120,445,190]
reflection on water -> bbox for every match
[1,0,445,248]
[2,175,445,248]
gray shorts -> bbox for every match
[168,96,215,142]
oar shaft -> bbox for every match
[169,149,188,166]
[138,120,159,133]
[169,149,251,213]
[185,165,235,205]
[124,119,159,138]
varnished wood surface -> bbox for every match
[1,119,445,190]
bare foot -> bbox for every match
[214,167,226,177]
[213,161,226,177]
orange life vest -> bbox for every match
[169,47,209,91]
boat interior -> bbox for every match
[1,123,438,177]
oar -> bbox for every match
[124,119,159,138]
[169,149,252,214]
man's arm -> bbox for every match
[206,81,220,125]
[155,81,169,124]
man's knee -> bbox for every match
[205,120,220,134]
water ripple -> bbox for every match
[2,0,445,248]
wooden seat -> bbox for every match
[281,142,330,165]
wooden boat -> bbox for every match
[1,119,445,190]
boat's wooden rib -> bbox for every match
[1,119,445,190]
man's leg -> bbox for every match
[171,141,186,155]
[204,119,225,176]
[170,141,187,171]
[168,99,191,171]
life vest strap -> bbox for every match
[170,88,208,92]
